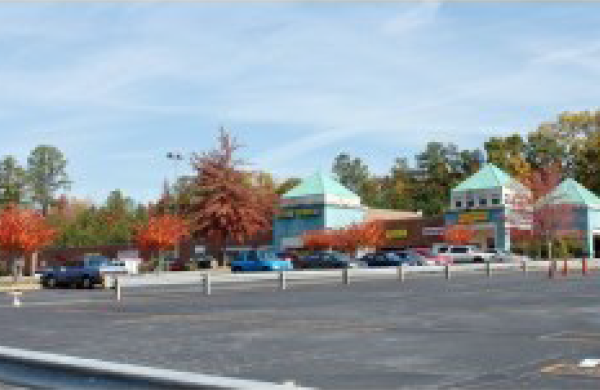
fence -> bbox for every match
[108,259,599,302]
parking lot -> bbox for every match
[2,269,600,389]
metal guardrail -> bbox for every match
[0,345,308,389]
[108,259,600,300]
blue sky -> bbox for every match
[1,2,600,204]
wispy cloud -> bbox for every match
[0,3,599,202]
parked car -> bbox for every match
[485,249,531,263]
[294,252,358,269]
[162,257,186,271]
[409,248,453,266]
[433,245,494,263]
[191,254,216,269]
[361,252,418,267]
[231,250,294,272]
[40,257,128,289]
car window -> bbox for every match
[395,252,408,258]
[450,247,468,254]
[438,247,448,253]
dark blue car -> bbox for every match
[361,252,416,267]
[231,250,294,272]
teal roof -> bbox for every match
[545,178,600,207]
[453,163,516,192]
[283,172,360,199]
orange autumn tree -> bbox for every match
[302,222,386,256]
[135,214,190,270]
[443,224,476,245]
[302,229,334,251]
[0,205,57,281]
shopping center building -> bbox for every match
[274,164,600,257]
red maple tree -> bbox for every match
[189,129,277,266]
[0,205,57,280]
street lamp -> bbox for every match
[166,152,184,267]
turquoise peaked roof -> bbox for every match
[283,172,360,200]
[545,178,600,207]
[453,163,515,192]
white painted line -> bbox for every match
[579,359,600,368]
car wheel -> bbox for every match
[474,257,484,263]
[261,266,270,271]
[232,266,242,273]
[44,276,57,289]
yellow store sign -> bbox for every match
[386,229,408,239]
[458,211,488,224]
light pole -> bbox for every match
[167,152,184,267]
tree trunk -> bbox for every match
[214,233,227,268]
[10,254,20,283]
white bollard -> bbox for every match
[203,273,211,295]
[397,265,405,282]
[114,278,121,301]
[11,291,22,307]
[279,271,287,290]
[342,268,350,285]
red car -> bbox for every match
[409,248,453,266]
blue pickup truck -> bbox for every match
[230,250,294,272]
[40,256,128,289]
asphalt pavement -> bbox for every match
[2,269,600,389]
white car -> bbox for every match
[485,249,531,263]
[434,245,494,263]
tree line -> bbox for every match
[3,108,600,254]
[329,109,600,216]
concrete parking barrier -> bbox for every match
[278,271,287,291]
[203,274,211,295]
[0,345,303,389]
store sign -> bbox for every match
[386,229,408,239]
[296,209,320,217]
[278,208,321,219]
[458,211,488,224]
[423,227,445,236]
[278,210,295,219]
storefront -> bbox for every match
[445,164,600,257]
[273,172,366,250]
[378,216,446,249]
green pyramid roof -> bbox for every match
[545,178,600,207]
[283,172,360,200]
[453,163,515,192]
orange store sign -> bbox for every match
[458,211,488,224]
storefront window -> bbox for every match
[492,198,500,205]
[467,200,475,208]
[479,198,487,206]
[455,201,462,208]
